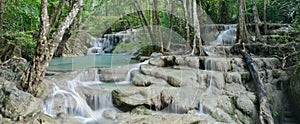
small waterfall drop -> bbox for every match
[203,24,236,96]
[210,24,237,46]
[43,71,117,123]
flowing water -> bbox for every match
[44,25,237,123]
[204,25,236,97]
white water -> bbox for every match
[210,24,237,46]
[204,24,236,96]
[43,60,150,123]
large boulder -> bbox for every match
[140,65,200,87]
[0,88,43,121]
[112,86,172,112]
[0,57,27,82]
[24,112,59,124]
[55,32,96,57]
[236,96,255,116]
[131,70,168,86]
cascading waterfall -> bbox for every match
[210,24,237,46]
[204,24,237,96]
[44,59,150,123]
[43,71,117,123]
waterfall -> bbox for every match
[210,24,237,46]
[43,71,118,123]
[117,60,149,84]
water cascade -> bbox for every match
[44,58,149,123]
[204,25,236,96]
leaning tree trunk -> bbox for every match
[241,49,274,124]
[236,0,248,44]
[19,0,83,96]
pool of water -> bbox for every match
[48,54,138,71]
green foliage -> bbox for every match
[4,32,37,60]
[3,0,40,32]
[272,110,280,117]
[113,41,148,54]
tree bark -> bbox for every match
[49,0,65,28]
[19,0,83,95]
[219,0,228,24]
[263,0,267,34]
[192,0,201,55]
[252,0,261,41]
[236,0,248,44]
[0,0,6,43]
[182,0,191,52]
[133,0,156,45]
[167,0,176,50]
[153,0,163,52]
[241,49,274,124]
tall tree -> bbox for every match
[153,0,163,52]
[192,0,201,55]
[252,0,261,41]
[182,0,191,52]
[0,0,5,43]
[19,0,83,95]
[133,0,156,45]
[263,0,267,34]
[236,0,248,44]
[167,0,176,50]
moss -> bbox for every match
[272,70,281,79]
[240,72,251,84]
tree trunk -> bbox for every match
[19,0,83,95]
[182,0,191,52]
[263,0,267,34]
[236,0,248,44]
[0,0,5,43]
[153,0,163,52]
[252,0,261,41]
[241,49,274,124]
[167,0,176,50]
[49,0,65,28]
[192,0,200,55]
[133,0,156,45]
[219,0,228,24]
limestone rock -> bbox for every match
[140,65,199,87]
[103,109,117,119]
[235,110,253,124]
[131,70,168,86]
[0,88,42,120]
[207,71,225,89]
[202,57,229,72]
[117,112,209,124]
[24,112,59,124]
[225,72,242,84]
[55,32,94,57]
[218,95,235,115]
[185,56,200,69]
[236,96,255,115]
[112,86,171,112]
[0,57,27,82]
[55,112,82,124]
[149,57,165,67]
